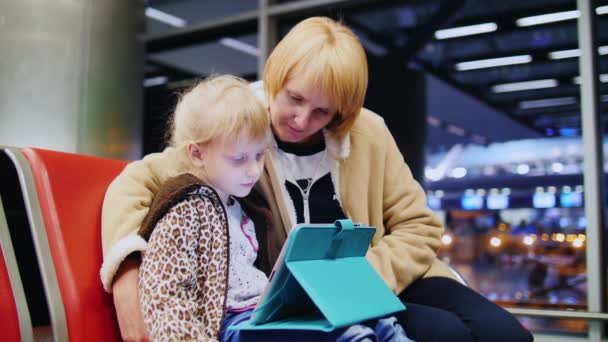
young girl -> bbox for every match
[137,75,412,341]
[137,75,273,341]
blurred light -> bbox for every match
[492,79,558,93]
[556,233,565,242]
[548,186,557,193]
[566,234,576,242]
[498,223,507,231]
[523,235,535,246]
[441,234,453,246]
[541,233,549,241]
[447,124,466,137]
[471,135,487,144]
[572,238,584,248]
[550,46,608,60]
[427,115,442,127]
[435,190,445,198]
[516,164,530,175]
[501,188,511,195]
[545,128,555,136]
[551,162,564,173]
[490,237,502,247]
[598,6,608,15]
[476,189,486,196]
[143,76,168,87]
[483,166,497,176]
[219,38,259,57]
[549,49,580,60]
[573,74,608,84]
[435,22,497,40]
[575,185,583,193]
[451,167,467,178]
[425,167,443,181]
[578,234,586,241]
[456,55,532,71]
[559,127,579,137]
[145,7,187,27]
[520,97,576,109]
[516,10,579,27]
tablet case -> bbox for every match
[231,219,405,332]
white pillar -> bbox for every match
[0,0,144,159]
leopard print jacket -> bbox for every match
[137,174,273,341]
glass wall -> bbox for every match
[422,0,607,336]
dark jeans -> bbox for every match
[397,277,534,342]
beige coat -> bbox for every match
[100,108,456,293]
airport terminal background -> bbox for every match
[1,0,607,341]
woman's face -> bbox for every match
[269,77,337,146]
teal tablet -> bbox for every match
[231,219,405,332]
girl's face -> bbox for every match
[195,131,269,204]
[269,76,337,146]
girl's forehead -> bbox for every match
[213,130,270,149]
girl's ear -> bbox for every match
[188,143,206,168]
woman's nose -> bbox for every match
[293,108,311,129]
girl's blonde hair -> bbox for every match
[169,75,269,147]
[263,17,368,139]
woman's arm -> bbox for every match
[112,257,150,342]
[366,121,444,294]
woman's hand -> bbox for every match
[112,257,150,342]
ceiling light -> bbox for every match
[435,23,497,40]
[143,76,168,87]
[573,74,608,84]
[145,7,187,28]
[455,55,532,71]
[219,38,259,57]
[519,97,576,109]
[549,49,580,59]
[549,46,608,60]
[516,10,579,27]
[492,79,558,93]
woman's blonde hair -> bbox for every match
[263,17,368,138]
[169,75,269,148]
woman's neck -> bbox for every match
[274,132,325,156]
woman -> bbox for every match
[101,17,532,342]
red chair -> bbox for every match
[7,147,128,341]
[0,193,33,342]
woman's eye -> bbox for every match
[232,156,247,163]
[289,95,302,103]
[316,109,329,116]
[255,153,264,161]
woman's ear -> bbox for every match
[188,143,206,168]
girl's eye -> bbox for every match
[232,156,247,164]
[255,153,264,161]
[316,109,329,116]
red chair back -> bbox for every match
[21,147,128,341]
[0,247,22,342]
